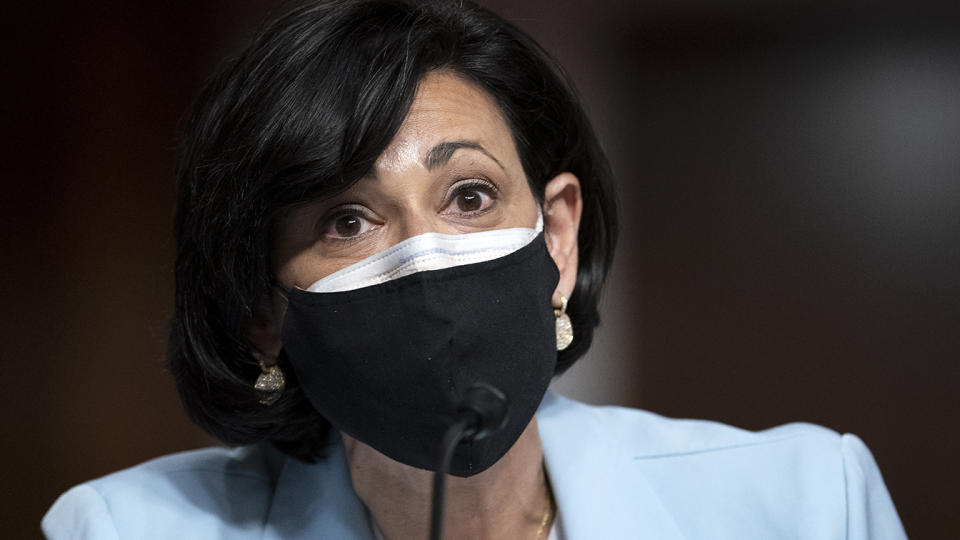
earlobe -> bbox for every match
[247,292,287,366]
[248,320,282,365]
[248,293,288,405]
[542,172,582,304]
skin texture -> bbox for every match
[253,71,583,539]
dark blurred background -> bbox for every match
[5,1,959,537]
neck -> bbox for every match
[342,416,553,540]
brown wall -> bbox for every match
[6,2,959,537]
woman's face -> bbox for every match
[272,71,541,289]
[254,71,581,358]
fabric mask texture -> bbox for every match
[281,231,558,477]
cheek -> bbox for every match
[510,184,541,229]
[275,252,348,290]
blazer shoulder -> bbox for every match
[539,392,906,538]
[541,390,839,459]
[43,445,284,540]
[86,444,278,499]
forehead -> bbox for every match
[374,71,517,172]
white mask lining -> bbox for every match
[306,211,543,293]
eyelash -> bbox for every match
[320,205,378,243]
[318,177,501,243]
[445,178,500,215]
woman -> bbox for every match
[44,1,905,538]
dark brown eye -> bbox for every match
[456,190,483,212]
[334,215,362,237]
[322,206,379,241]
[443,181,497,217]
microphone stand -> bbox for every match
[428,384,508,540]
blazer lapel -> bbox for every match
[262,439,375,540]
[538,391,687,540]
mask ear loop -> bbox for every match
[270,278,292,299]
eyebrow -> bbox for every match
[423,140,505,171]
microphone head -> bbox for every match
[458,383,510,441]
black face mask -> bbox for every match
[281,233,558,477]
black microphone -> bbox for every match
[457,383,510,441]
[428,384,510,540]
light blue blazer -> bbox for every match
[43,392,906,539]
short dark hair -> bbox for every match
[168,0,618,461]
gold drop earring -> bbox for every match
[254,359,286,405]
[555,295,573,351]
